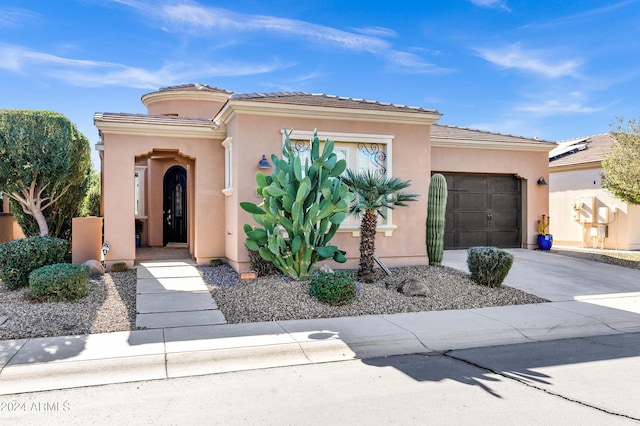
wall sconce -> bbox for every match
[537,176,548,185]
[258,154,271,169]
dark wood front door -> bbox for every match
[439,172,521,249]
[163,166,187,245]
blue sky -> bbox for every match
[2,0,640,168]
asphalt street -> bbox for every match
[2,332,638,425]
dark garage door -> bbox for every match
[438,173,522,249]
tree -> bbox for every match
[341,169,418,280]
[602,117,640,205]
[0,110,92,237]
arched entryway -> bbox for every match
[163,165,187,245]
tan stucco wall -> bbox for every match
[72,217,103,264]
[431,146,550,249]
[101,132,225,268]
[145,98,226,120]
[224,113,432,271]
[550,167,640,250]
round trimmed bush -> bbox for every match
[28,263,89,302]
[467,246,514,287]
[0,236,68,290]
[110,262,129,272]
[309,271,357,306]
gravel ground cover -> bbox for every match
[199,264,547,324]
[0,270,136,340]
[2,248,637,340]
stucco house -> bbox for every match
[91,83,554,271]
[549,133,640,250]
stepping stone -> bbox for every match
[137,266,201,279]
[137,277,208,293]
[136,310,227,329]
[136,292,218,314]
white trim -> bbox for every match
[431,138,555,152]
[94,116,225,139]
[134,166,147,217]
[216,100,442,126]
[284,129,394,145]
[338,224,398,237]
[222,137,233,193]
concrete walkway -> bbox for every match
[136,260,226,329]
[1,249,639,395]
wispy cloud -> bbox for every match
[0,6,39,28]
[475,43,581,78]
[0,43,288,88]
[522,0,638,29]
[515,91,609,116]
[469,0,511,12]
[110,0,447,74]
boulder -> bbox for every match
[83,259,105,276]
[318,264,334,274]
[399,278,430,297]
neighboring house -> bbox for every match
[549,133,640,250]
[93,84,553,271]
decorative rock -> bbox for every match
[83,259,105,276]
[399,278,430,297]
[240,270,258,281]
[318,264,334,274]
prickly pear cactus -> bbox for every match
[426,173,448,265]
[240,129,353,281]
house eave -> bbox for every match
[94,113,226,139]
[141,90,232,108]
[550,161,602,172]
[431,138,555,152]
[215,100,443,126]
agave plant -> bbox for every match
[240,129,353,281]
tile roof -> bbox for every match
[158,83,233,94]
[431,124,554,145]
[231,91,440,115]
[549,133,613,168]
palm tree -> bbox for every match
[341,169,418,280]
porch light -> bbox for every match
[258,154,272,169]
[537,177,548,185]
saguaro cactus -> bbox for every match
[240,129,353,281]
[426,173,448,265]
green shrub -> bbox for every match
[110,262,129,272]
[208,258,224,267]
[28,263,89,302]
[0,236,68,290]
[467,246,514,287]
[246,245,280,277]
[309,271,357,306]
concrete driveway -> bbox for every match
[442,249,640,303]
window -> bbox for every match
[284,130,397,236]
[0,192,4,213]
[134,166,147,217]
[222,137,233,196]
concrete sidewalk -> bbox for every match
[1,249,639,395]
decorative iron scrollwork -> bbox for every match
[291,139,310,153]
[358,143,387,174]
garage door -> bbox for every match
[438,173,522,249]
